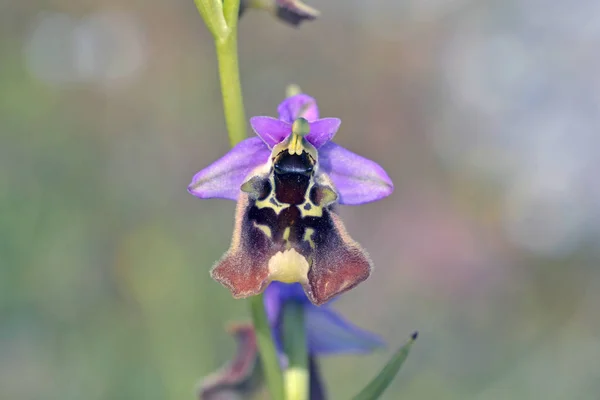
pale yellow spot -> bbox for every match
[240,176,260,196]
[317,186,338,206]
[255,197,284,213]
[253,222,272,238]
[298,201,323,218]
[285,367,309,400]
[298,182,338,218]
[268,249,310,284]
[254,176,286,214]
[303,228,316,249]
[282,227,291,242]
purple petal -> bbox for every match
[188,137,269,200]
[250,116,292,147]
[306,118,341,148]
[268,282,310,305]
[263,283,284,326]
[305,305,385,355]
[264,283,308,357]
[263,283,290,360]
[277,94,320,123]
[318,142,394,205]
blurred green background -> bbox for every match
[2,1,600,399]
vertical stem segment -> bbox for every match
[250,294,286,400]
[283,302,308,400]
[194,0,228,39]
[195,2,287,398]
[215,33,247,147]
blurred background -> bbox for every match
[2,0,600,399]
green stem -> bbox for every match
[222,0,241,31]
[195,2,286,398]
[283,302,308,400]
[250,294,286,400]
[194,0,228,40]
[215,32,247,146]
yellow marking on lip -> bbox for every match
[317,186,338,206]
[297,182,338,218]
[268,249,310,284]
[253,175,286,214]
[253,222,272,239]
[240,176,263,197]
[298,201,323,218]
[255,196,286,214]
[282,227,291,241]
[303,228,316,250]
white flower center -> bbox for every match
[268,249,309,284]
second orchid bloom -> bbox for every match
[189,93,393,305]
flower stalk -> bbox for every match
[194,1,285,398]
[215,33,247,146]
[283,301,308,400]
[250,294,286,399]
[193,0,228,40]
[195,0,247,147]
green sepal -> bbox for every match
[352,332,418,400]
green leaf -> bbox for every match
[352,332,418,400]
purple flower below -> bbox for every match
[198,282,384,400]
[265,283,385,356]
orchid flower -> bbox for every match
[188,93,393,305]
